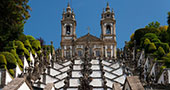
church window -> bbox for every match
[66,51,70,57]
[67,14,70,17]
[107,14,110,17]
[78,51,82,57]
[66,25,71,35]
[96,51,100,57]
[106,25,111,34]
[107,51,111,57]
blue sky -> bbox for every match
[24,0,170,49]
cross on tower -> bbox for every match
[87,27,90,34]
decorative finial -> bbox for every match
[106,2,110,11]
[67,2,70,7]
[87,27,90,34]
[72,8,74,13]
[112,8,114,13]
[66,2,71,12]
[107,2,109,6]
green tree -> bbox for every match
[148,43,157,53]
[157,47,165,57]
[167,12,170,30]
[143,38,151,48]
[162,53,170,68]
[134,28,159,46]
[1,52,17,69]
[141,33,158,42]
[32,40,41,51]
[0,0,31,51]
[145,21,160,29]
[0,54,7,68]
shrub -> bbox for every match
[15,41,25,50]
[27,57,31,62]
[10,49,23,69]
[8,69,14,77]
[37,50,41,56]
[151,38,161,43]
[162,53,170,67]
[0,54,7,68]
[157,47,165,57]
[159,26,168,31]
[31,49,35,56]
[143,38,151,48]
[134,28,160,46]
[15,41,25,55]
[0,54,7,67]
[161,43,169,53]
[17,58,23,69]
[2,52,17,69]
[148,43,157,53]
[24,40,32,51]
[24,48,30,58]
[160,66,167,71]
[143,33,158,41]
[26,35,35,41]
[32,40,41,51]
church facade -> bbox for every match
[60,3,117,58]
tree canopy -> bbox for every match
[0,0,31,50]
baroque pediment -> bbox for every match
[76,33,102,42]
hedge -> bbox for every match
[143,38,151,48]
[27,57,31,62]
[26,35,35,41]
[31,49,35,56]
[37,50,41,56]
[1,52,17,69]
[0,54,7,66]
[151,38,161,43]
[24,48,30,58]
[11,49,23,69]
[148,43,157,53]
[157,47,165,57]
[15,41,25,50]
[9,69,14,77]
[32,40,41,51]
[0,54,7,65]
[24,40,32,51]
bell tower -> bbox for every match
[100,2,117,58]
[60,3,76,58]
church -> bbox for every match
[60,3,117,58]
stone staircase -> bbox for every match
[33,58,127,90]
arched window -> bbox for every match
[106,25,111,34]
[66,25,71,35]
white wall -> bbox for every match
[137,51,144,67]
[15,64,22,77]
[5,71,12,85]
[24,56,29,72]
[158,71,165,84]
[168,70,170,83]
[149,63,156,77]
[30,52,35,66]
[18,82,30,90]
